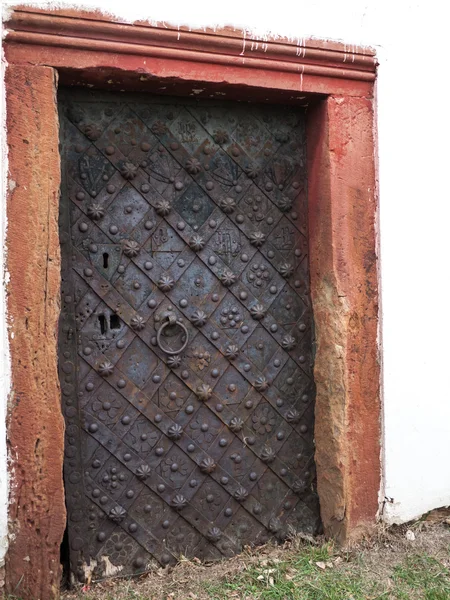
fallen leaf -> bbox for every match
[269,576,274,586]
[315,561,327,570]
[285,567,297,580]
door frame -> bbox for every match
[3,7,381,599]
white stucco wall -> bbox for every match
[1,0,449,565]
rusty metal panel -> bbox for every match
[58,90,319,582]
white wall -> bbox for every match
[1,2,449,561]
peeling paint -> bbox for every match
[81,556,123,582]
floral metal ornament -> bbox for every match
[268,517,282,533]
[87,203,105,220]
[281,334,297,350]
[261,446,276,463]
[126,420,159,453]
[120,162,138,180]
[191,309,207,327]
[103,531,135,563]
[92,395,122,422]
[274,130,290,144]
[279,262,294,278]
[219,269,237,287]
[84,123,102,141]
[185,157,202,174]
[167,423,183,441]
[207,527,222,542]
[243,194,268,222]
[229,416,244,433]
[190,415,220,445]
[246,261,271,289]
[250,302,266,320]
[130,315,146,331]
[196,383,213,402]
[224,344,239,360]
[189,234,206,251]
[254,376,270,392]
[285,409,301,424]
[167,355,182,369]
[251,404,276,434]
[123,240,140,258]
[199,457,217,473]
[249,230,266,247]
[136,464,151,480]
[160,453,190,486]
[292,479,307,495]
[234,486,248,502]
[109,505,126,523]
[67,104,84,123]
[218,197,237,214]
[277,197,293,212]
[154,199,172,216]
[171,494,188,511]
[157,274,175,292]
[98,360,114,377]
[213,129,229,145]
[245,164,259,179]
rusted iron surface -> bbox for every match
[58,90,319,582]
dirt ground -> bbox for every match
[62,508,450,600]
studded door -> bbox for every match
[58,90,319,583]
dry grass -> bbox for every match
[61,509,450,600]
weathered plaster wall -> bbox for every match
[0,0,448,576]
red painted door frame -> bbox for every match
[4,8,380,599]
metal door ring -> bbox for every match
[157,318,189,355]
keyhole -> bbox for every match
[103,253,109,268]
[110,314,121,329]
[98,314,107,334]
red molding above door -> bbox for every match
[5,8,377,97]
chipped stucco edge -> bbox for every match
[0,28,12,580]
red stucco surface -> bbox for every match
[5,64,66,598]
[307,98,380,543]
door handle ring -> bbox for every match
[156,317,189,355]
